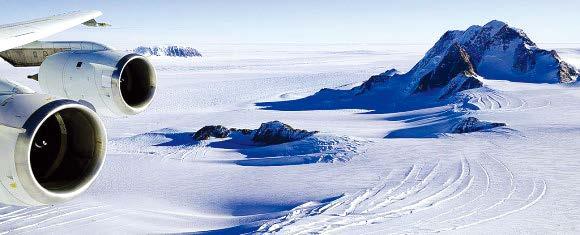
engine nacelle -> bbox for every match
[38,50,157,116]
[0,91,106,206]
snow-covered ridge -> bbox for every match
[133,46,202,57]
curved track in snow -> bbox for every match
[258,155,546,234]
[461,89,551,113]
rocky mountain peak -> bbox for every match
[355,19,578,99]
[482,20,507,33]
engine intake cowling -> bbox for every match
[0,93,106,206]
[38,50,157,116]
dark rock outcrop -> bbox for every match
[252,121,318,145]
[416,43,476,92]
[553,51,579,83]
[451,117,506,133]
[230,128,253,135]
[193,121,318,144]
[193,125,230,140]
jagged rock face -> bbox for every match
[193,125,230,140]
[477,27,567,83]
[133,46,202,57]
[252,121,318,145]
[512,43,536,73]
[554,52,579,83]
[451,117,506,133]
[438,72,483,100]
[356,69,399,94]
[416,43,476,92]
[461,22,507,65]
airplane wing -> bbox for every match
[0,10,103,53]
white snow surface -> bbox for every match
[0,43,579,234]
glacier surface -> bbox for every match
[0,38,579,234]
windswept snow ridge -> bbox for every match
[234,135,367,166]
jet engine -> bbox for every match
[38,50,157,116]
[0,86,106,206]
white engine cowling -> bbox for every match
[38,50,157,116]
[0,90,106,206]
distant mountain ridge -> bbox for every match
[356,20,578,98]
[133,46,202,57]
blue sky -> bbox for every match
[1,0,579,47]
